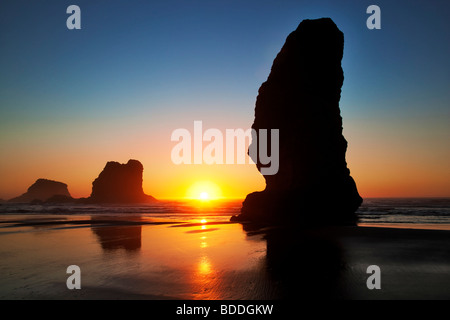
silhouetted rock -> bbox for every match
[44,194,75,204]
[231,18,362,225]
[88,159,157,203]
[8,179,72,203]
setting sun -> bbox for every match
[186,181,223,200]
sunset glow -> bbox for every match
[0,2,449,202]
[0,1,450,305]
[186,181,223,200]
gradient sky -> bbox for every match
[0,0,449,199]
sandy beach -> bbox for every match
[0,214,449,300]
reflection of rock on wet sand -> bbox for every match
[241,223,344,300]
[91,218,142,252]
[266,228,344,299]
[243,223,450,300]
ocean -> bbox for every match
[356,198,450,226]
[0,198,449,227]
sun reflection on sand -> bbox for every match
[197,232,211,275]
[0,216,272,299]
[191,256,221,299]
[191,232,220,299]
[197,256,212,275]
[199,233,208,248]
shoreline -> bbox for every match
[358,223,450,231]
[0,215,449,300]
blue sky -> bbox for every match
[1,0,448,119]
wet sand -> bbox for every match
[0,215,449,300]
[312,225,450,299]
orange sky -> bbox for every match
[0,111,449,200]
[1,2,449,201]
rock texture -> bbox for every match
[231,18,362,225]
[44,194,75,204]
[8,179,72,203]
[89,159,156,203]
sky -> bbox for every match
[0,0,449,200]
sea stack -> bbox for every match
[231,18,362,225]
[89,159,156,203]
[8,179,72,203]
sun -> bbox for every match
[186,181,222,201]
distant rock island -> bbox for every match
[8,179,73,203]
[7,159,157,204]
[88,159,157,204]
[231,18,362,225]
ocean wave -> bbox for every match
[1,198,450,225]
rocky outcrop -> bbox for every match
[8,179,72,203]
[44,194,75,204]
[88,159,156,203]
[231,18,362,225]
